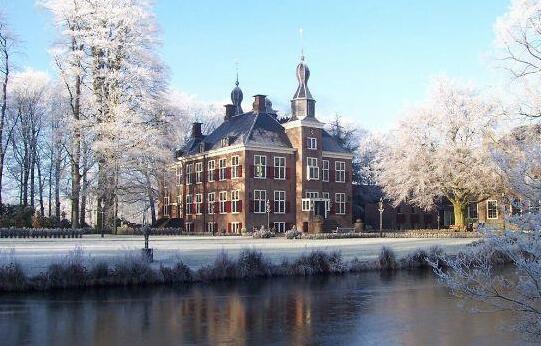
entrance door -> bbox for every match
[314,201,327,219]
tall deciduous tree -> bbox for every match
[375,78,502,227]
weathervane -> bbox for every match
[234,59,239,86]
[299,27,304,60]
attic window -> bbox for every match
[221,137,229,147]
[198,143,205,153]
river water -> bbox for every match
[0,271,525,346]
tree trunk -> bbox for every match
[54,152,61,220]
[145,172,156,225]
[36,152,45,216]
[0,39,9,209]
[452,199,466,228]
[70,74,81,229]
[79,169,87,227]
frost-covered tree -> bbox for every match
[376,78,503,227]
[0,14,17,209]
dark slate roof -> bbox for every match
[178,111,292,156]
[321,130,349,153]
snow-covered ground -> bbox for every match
[0,235,476,275]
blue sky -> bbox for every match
[2,0,510,131]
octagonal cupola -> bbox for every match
[291,54,315,119]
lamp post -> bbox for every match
[266,199,271,230]
[437,213,440,230]
[378,197,384,237]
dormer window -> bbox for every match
[198,143,205,153]
[221,137,229,147]
[307,137,317,150]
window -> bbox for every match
[307,157,319,180]
[335,161,346,183]
[274,222,286,233]
[163,195,170,217]
[322,160,329,182]
[198,143,205,153]
[207,193,215,214]
[186,164,193,185]
[254,155,267,178]
[274,157,286,180]
[195,162,203,183]
[323,192,330,212]
[307,137,317,150]
[221,137,229,147]
[207,160,215,182]
[185,194,192,215]
[335,193,346,215]
[274,191,285,214]
[467,202,478,219]
[195,193,202,214]
[487,200,498,219]
[231,222,241,234]
[231,190,240,213]
[219,159,227,181]
[176,165,183,185]
[302,192,319,211]
[185,222,193,233]
[219,191,227,214]
[207,222,217,233]
[254,190,267,213]
[231,156,240,178]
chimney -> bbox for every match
[191,122,202,138]
[252,94,266,113]
[224,104,236,120]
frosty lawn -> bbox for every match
[0,235,475,275]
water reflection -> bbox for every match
[0,271,525,346]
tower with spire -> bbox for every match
[231,73,243,115]
[291,54,316,119]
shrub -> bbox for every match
[197,251,237,281]
[0,205,34,228]
[112,254,158,285]
[46,247,88,288]
[349,257,378,272]
[378,246,397,270]
[160,262,193,284]
[285,229,303,239]
[290,250,345,275]
[0,262,27,291]
[252,229,275,239]
[236,248,271,278]
[402,249,429,269]
[89,261,111,285]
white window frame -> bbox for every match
[335,193,346,215]
[186,163,193,185]
[307,157,319,180]
[323,192,331,212]
[274,190,286,214]
[254,189,267,214]
[195,193,202,214]
[207,160,215,182]
[322,160,329,182]
[195,162,203,184]
[307,137,317,150]
[231,190,240,213]
[274,222,286,233]
[163,194,170,217]
[231,156,240,179]
[335,161,346,183]
[185,194,192,215]
[207,192,215,214]
[207,222,216,233]
[274,156,286,180]
[185,222,193,233]
[219,158,227,181]
[302,192,319,211]
[176,165,183,185]
[231,222,241,234]
[219,191,227,214]
[254,155,267,179]
[487,200,498,220]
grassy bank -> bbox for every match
[0,245,455,293]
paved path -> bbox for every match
[0,235,475,275]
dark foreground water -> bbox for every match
[0,271,525,346]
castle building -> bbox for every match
[160,56,353,233]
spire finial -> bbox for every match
[234,59,239,86]
[299,27,304,61]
